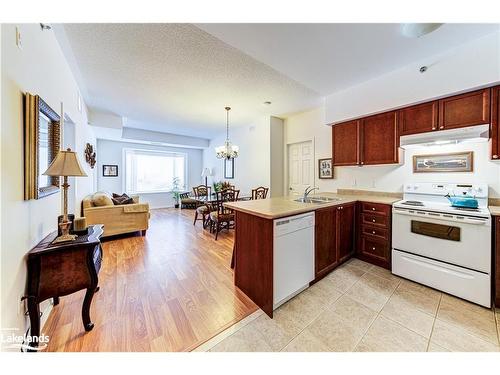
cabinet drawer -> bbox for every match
[361,236,389,261]
[361,202,391,216]
[361,225,389,241]
[361,213,389,228]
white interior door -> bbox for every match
[288,141,313,196]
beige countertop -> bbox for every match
[224,192,401,220]
[489,206,500,216]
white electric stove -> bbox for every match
[392,183,491,307]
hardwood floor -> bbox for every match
[42,208,257,352]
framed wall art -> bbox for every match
[318,158,334,179]
[103,164,118,177]
[224,158,234,179]
[413,152,473,173]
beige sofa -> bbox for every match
[82,192,150,237]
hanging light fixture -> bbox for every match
[215,106,239,159]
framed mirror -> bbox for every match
[24,93,61,200]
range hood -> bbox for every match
[400,124,490,148]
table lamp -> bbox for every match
[44,148,87,243]
[201,167,213,189]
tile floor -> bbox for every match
[203,259,500,352]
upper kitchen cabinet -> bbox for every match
[332,120,359,166]
[491,86,500,160]
[360,111,399,165]
[398,101,439,136]
[438,88,490,130]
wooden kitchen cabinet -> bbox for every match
[332,120,360,166]
[315,203,356,280]
[315,206,338,278]
[357,201,392,269]
[491,86,500,160]
[360,111,399,165]
[337,203,356,264]
[438,88,490,130]
[331,113,399,167]
[398,101,439,136]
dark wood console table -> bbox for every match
[25,224,103,351]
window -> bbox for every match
[124,149,187,194]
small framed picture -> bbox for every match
[102,164,118,177]
[224,159,234,179]
[318,158,333,179]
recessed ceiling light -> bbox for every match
[263,101,272,105]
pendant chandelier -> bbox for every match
[215,106,239,159]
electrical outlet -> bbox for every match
[15,26,22,49]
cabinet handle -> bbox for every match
[372,230,376,234]
[439,126,444,130]
[493,155,499,159]
[360,162,364,165]
[432,127,436,130]
[372,247,376,251]
[372,207,376,211]
[372,219,376,223]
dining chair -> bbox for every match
[209,188,240,240]
[180,192,198,209]
[193,185,212,227]
[251,186,269,200]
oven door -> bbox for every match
[392,208,491,273]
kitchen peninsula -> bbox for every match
[225,191,400,317]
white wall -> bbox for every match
[96,139,204,208]
[203,116,272,195]
[325,31,500,124]
[1,24,96,342]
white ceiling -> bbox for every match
[197,23,500,95]
[58,23,321,138]
[58,23,499,138]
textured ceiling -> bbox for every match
[59,23,322,138]
[198,23,500,95]
[59,23,499,138]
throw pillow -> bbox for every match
[92,192,114,207]
[112,193,134,205]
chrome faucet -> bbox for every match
[303,186,319,200]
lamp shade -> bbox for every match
[43,148,87,177]
[201,167,213,177]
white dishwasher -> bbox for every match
[273,212,315,309]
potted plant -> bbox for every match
[213,181,223,193]
[172,177,181,208]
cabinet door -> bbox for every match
[332,120,359,166]
[398,101,438,136]
[337,203,356,264]
[491,86,500,160]
[495,217,500,307]
[315,206,337,278]
[439,88,490,130]
[360,111,399,165]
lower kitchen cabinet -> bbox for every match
[356,201,392,269]
[315,203,356,280]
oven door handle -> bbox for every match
[393,209,490,225]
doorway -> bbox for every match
[287,140,314,196]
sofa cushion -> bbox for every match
[92,192,114,207]
[112,193,134,205]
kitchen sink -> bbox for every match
[294,196,341,204]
